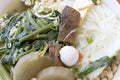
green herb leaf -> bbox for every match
[87,37,93,44]
[0,63,12,80]
[92,0,97,3]
[71,56,113,79]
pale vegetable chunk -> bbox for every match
[37,66,75,80]
[12,52,54,80]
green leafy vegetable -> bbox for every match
[47,30,58,41]
[19,23,52,43]
[116,49,120,53]
[71,56,113,79]
[0,63,12,80]
[26,9,41,29]
[92,0,97,3]
[0,47,7,53]
[31,0,35,5]
[0,9,61,66]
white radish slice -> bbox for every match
[37,66,76,80]
[12,52,54,80]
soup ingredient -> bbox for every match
[48,41,63,66]
[77,2,120,79]
[79,52,84,59]
[71,56,112,79]
[37,66,76,80]
[0,63,12,80]
[118,0,120,4]
[95,53,120,80]
[0,8,60,80]
[12,52,54,80]
[57,6,81,44]
[0,9,60,65]
[92,0,102,5]
[59,46,79,66]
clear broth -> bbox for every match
[0,0,28,17]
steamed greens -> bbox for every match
[0,9,60,66]
[0,0,116,79]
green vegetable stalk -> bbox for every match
[19,23,52,43]
[0,63,12,80]
[92,0,97,4]
[26,10,41,29]
[0,9,60,66]
[71,56,113,79]
[29,34,47,40]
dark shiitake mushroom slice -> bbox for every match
[12,52,54,80]
[37,66,76,80]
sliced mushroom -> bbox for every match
[37,66,76,80]
[57,6,81,43]
[12,52,54,80]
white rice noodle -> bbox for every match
[77,3,120,79]
[32,0,93,18]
